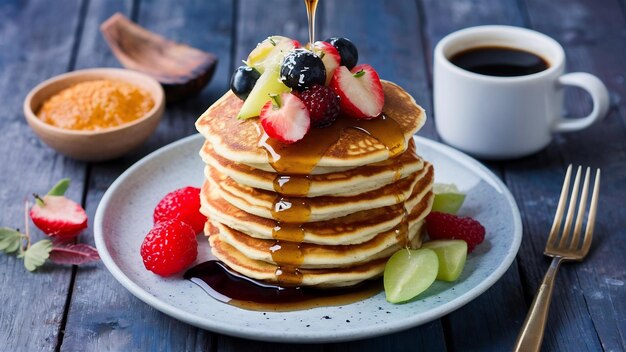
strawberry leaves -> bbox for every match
[0,227,53,271]
[0,227,23,253]
[0,178,99,272]
[49,243,99,265]
[47,178,70,196]
[19,239,53,271]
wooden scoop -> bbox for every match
[101,13,217,102]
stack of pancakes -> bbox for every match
[196,81,433,288]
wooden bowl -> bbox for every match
[100,13,218,103]
[23,68,165,161]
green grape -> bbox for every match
[432,183,466,214]
[422,240,468,282]
[384,249,439,303]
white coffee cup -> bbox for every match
[434,25,609,159]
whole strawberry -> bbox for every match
[141,219,198,276]
[425,211,485,252]
[30,179,87,241]
[294,84,341,127]
[153,187,206,234]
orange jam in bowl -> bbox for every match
[36,79,155,131]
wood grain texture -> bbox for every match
[420,0,526,75]
[1,0,624,351]
[327,320,446,352]
[321,0,436,139]
[0,0,86,351]
[58,0,233,351]
[514,0,626,350]
[418,1,530,350]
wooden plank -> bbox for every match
[321,0,436,139]
[420,0,624,348]
[417,1,530,350]
[321,1,446,350]
[58,0,234,351]
[0,1,86,351]
[233,0,307,69]
[419,0,626,350]
[327,321,445,352]
[216,335,321,352]
[420,0,525,67]
[509,0,626,350]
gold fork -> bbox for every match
[513,165,601,352]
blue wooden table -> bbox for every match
[1,0,625,350]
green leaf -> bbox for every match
[22,240,52,271]
[0,227,23,253]
[47,178,71,196]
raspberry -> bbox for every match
[294,84,341,127]
[425,211,485,252]
[141,219,198,276]
[153,186,206,234]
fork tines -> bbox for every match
[546,165,601,258]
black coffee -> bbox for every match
[450,46,549,77]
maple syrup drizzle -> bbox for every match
[274,265,304,286]
[269,221,307,284]
[304,0,319,45]
[273,175,311,196]
[258,114,405,175]
[392,162,403,182]
[184,260,382,311]
[271,196,312,223]
[272,223,306,242]
[258,113,407,287]
[394,207,410,248]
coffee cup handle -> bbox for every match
[553,72,610,133]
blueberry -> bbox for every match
[280,49,326,91]
[324,37,358,70]
[230,66,261,100]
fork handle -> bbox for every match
[513,257,563,352]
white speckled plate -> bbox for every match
[94,134,522,343]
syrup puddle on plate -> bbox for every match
[184,260,382,312]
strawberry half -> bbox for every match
[313,41,341,85]
[330,64,385,119]
[30,195,88,240]
[260,92,310,144]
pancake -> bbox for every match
[195,81,426,174]
[200,177,434,245]
[200,139,425,197]
[209,231,394,288]
[208,163,433,222]
[196,73,432,290]
[213,214,425,269]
